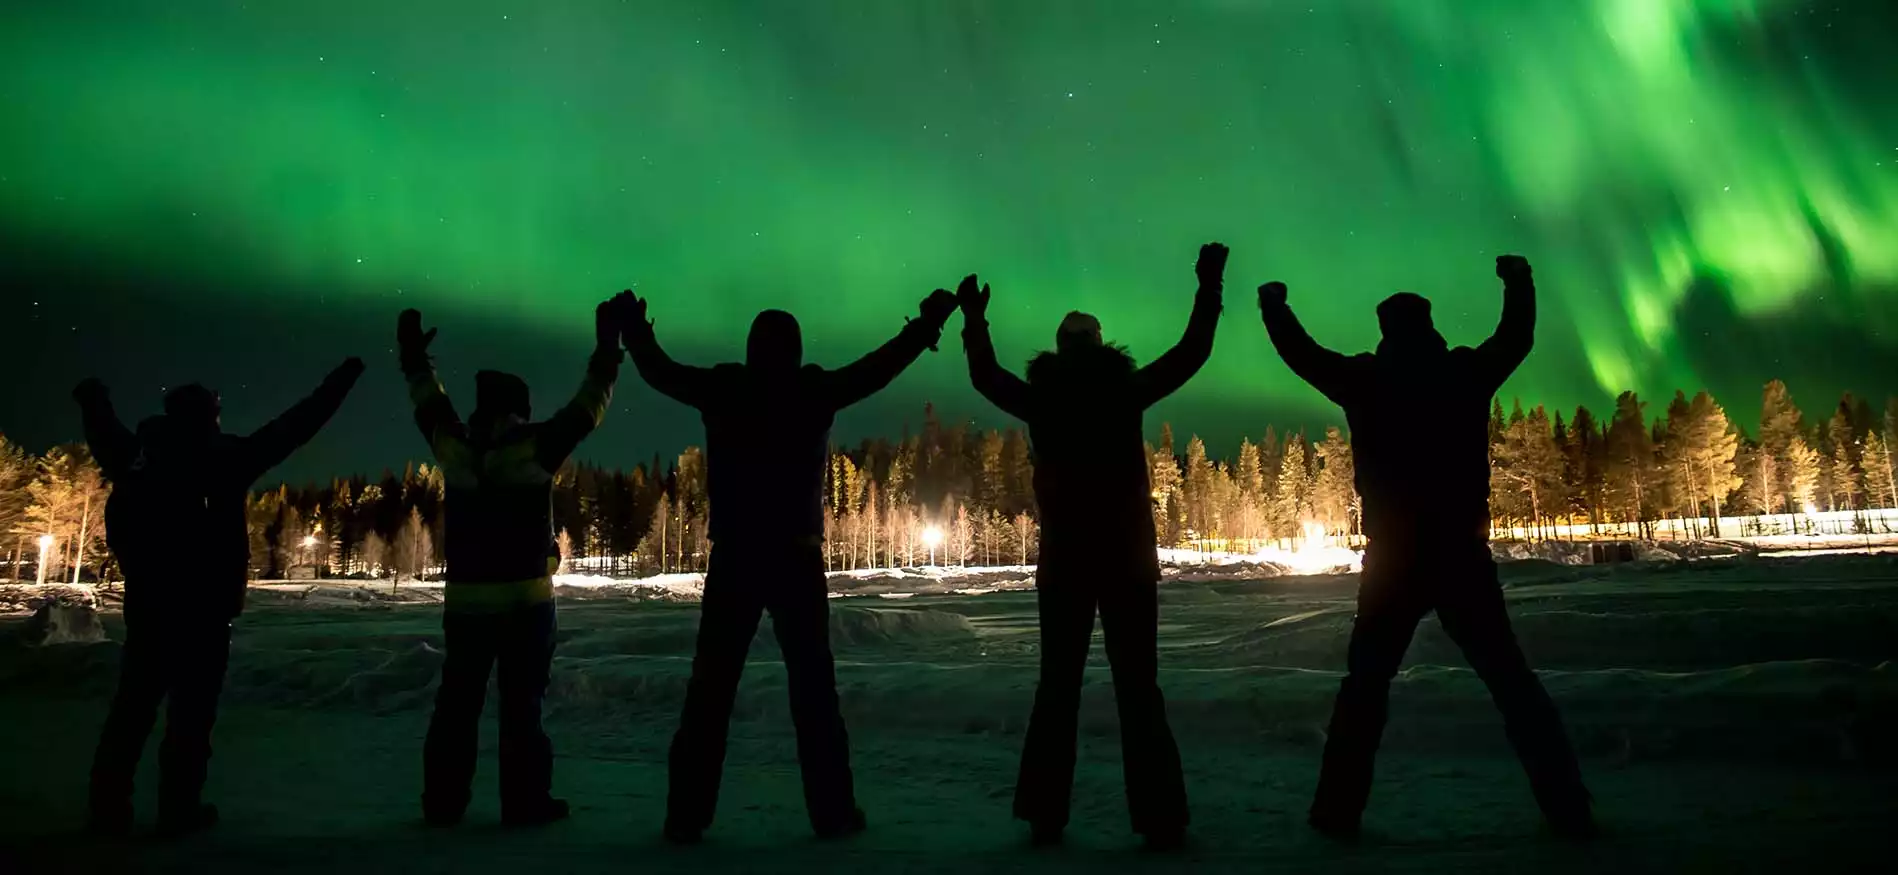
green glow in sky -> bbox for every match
[3,1,1894,466]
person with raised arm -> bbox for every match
[957,242,1228,850]
[399,297,628,828]
[1259,255,1594,841]
[79,358,364,837]
[624,289,958,844]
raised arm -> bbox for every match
[1473,255,1537,392]
[536,294,628,471]
[621,292,716,410]
[1259,282,1358,406]
[955,275,1033,422]
[1133,242,1228,409]
[238,357,365,482]
[821,289,959,411]
[398,308,467,457]
[72,379,139,480]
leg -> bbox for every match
[1098,575,1188,839]
[665,557,764,838]
[423,611,499,822]
[766,548,858,834]
[156,622,232,824]
[1011,577,1096,834]
[89,627,167,828]
[496,601,561,822]
[1311,560,1428,833]
[1436,564,1593,832]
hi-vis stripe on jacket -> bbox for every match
[405,349,620,613]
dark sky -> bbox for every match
[5,0,1895,482]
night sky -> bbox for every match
[4,0,1895,482]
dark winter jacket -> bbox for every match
[79,365,362,619]
[962,290,1221,580]
[404,347,619,612]
[628,317,948,546]
[1262,278,1535,550]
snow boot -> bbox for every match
[812,807,867,840]
[663,820,705,845]
[1307,807,1362,843]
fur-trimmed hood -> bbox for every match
[1025,343,1137,387]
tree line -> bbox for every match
[2,381,1893,583]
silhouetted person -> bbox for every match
[958,243,1228,849]
[400,299,627,828]
[1260,255,1594,840]
[78,360,365,837]
[625,288,958,843]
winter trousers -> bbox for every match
[422,600,558,818]
[666,543,857,835]
[1013,570,1188,836]
[89,614,233,820]
[1313,540,1590,825]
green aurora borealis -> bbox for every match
[4,0,1895,476]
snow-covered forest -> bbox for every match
[2,380,1894,582]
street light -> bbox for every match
[36,534,54,586]
[922,525,944,567]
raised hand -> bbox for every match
[1496,254,1532,284]
[329,357,367,386]
[397,309,437,355]
[955,274,990,321]
[918,288,959,325]
[1258,281,1288,310]
[618,291,654,348]
[596,292,636,349]
[73,378,109,405]
[1196,242,1230,290]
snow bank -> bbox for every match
[0,583,101,617]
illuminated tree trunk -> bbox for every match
[71,492,90,585]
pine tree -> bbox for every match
[638,488,670,574]
[1209,461,1238,548]
[392,506,433,589]
[1659,391,1700,535]
[1311,427,1357,536]
[1862,431,1897,509]
[1756,380,1804,516]
[1000,428,1034,517]
[1784,435,1822,517]
[1271,435,1309,542]
[1149,425,1183,547]
[1688,391,1742,536]
[1494,407,1565,538]
[1604,392,1656,536]
[1183,436,1214,547]
[0,435,35,579]
[1825,404,1863,511]
[1565,406,1606,532]
[1234,438,1266,549]
[25,444,110,583]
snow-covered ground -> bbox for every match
[1,552,1895,872]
